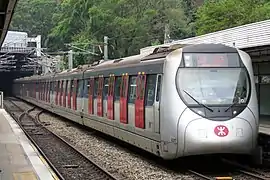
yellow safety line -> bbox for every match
[13,171,38,180]
[215,177,233,180]
[29,140,60,180]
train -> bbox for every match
[12,43,260,160]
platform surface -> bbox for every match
[0,109,57,180]
[259,116,270,135]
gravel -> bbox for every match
[6,98,270,179]
[38,112,194,180]
[6,101,117,180]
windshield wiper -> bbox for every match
[225,102,237,112]
[183,90,214,112]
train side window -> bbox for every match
[73,80,78,94]
[62,80,65,95]
[54,81,57,92]
[59,81,61,95]
[145,75,157,106]
[128,76,137,103]
[61,80,64,95]
[84,79,89,98]
[70,80,74,95]
[57,81,60,94]
[65,80,68,96]
[50,82,52,92]
[103,77,109,100]
[77,80,84,98]
[156,75,162,102]
[114,77,121,100]
[139,75,146,100]
[93,78,99,98]
[76,80,80,97]
[54,81,56,94]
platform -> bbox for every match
[259,116,270,135]
[0,109,58,180]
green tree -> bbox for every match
[49,0,193,67]
[10,0,59,46]
[195,0,270,35]
[10,0,196,68]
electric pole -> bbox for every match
[164,24,170,44]
[68,50,73,70]
[104,36,108,60]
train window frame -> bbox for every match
[103,77,109,100]
[93,78,99,98]
[77,79,84,98]
[50,82,53,92]
[59,80,62,97]
[145,74,157,106]
[55,81,59,95]
[156,75,162,102]
[70,80,74,95]
[65,80,68,96]
[83,79,89,98]
[62,80,65,97]
[128,75,137,104]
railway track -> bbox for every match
[187,158,270,180]
[5,97,270,180]
[4,98,118,180]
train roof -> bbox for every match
[14,43,239,82]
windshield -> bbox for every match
[176,68,250,105]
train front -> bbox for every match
[160,44,259,159]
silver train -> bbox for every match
[13,43,259,160]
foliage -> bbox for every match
[10,0,59,46]
[47,0,193,67]
[9,0,270,68]
[195,0,270,35]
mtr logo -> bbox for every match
[214,125,229,137]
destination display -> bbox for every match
[183,53,240,67]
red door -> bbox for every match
[59,80,63,106]
[55,81,58,105]
[88,78,94,114]
[107,75,115,120]
[120,75,128,124]
[63,80,66,107]
[135,74,146,129]
[73,79,77,110]
[97,77,104,116]
[68,80,71,108]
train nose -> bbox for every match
[182,118,254,156]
